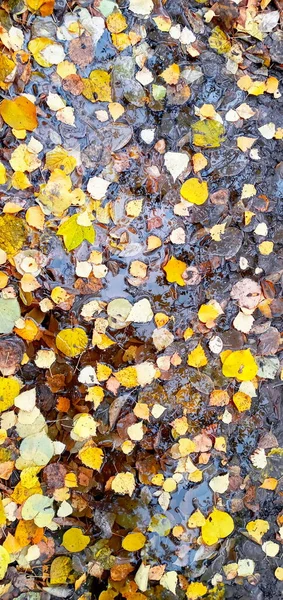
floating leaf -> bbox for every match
[122,532,146,552]
[222,349,258,381]
[192,119,225,148]
[0,214,27,258]
[78,443,104,470]
[57,214,95,251]
[111,472,135,496]
[187,344,208,368]
[164,256,187,286]
[62,528,90,552]
[82,70,112,102]
[56,327,88,357]
[0,97,37,131]
[45,146,77,174]
[246,519,269,543]
[50,556,73,585]
[0,376,21,412]
[0,546,9,579]
[209,27,231,54]
[186,582,207,599]
[0,298,21,334]
[201,508,234,545]
[180,178,208,205]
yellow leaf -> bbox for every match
[164,256,187,286]
[222,349,258,381]
[0,55,15,90]
[85,386,104,408]
[62,528,90,552]
[161,64,180,85]
[198,303,219,324]
[209,26,231,54]
[201,508,234,545]
[26,0,54,16]
[0,163,6,185]
[153,15,171,31]
[28,37,54,67]
[82,70,112,102]
[26,206,45,230]
[57,60,77,78]
[248,81,266,96]
[186,582,207,599]
[0,377,21,412]
[122,531,146,552]
[192,152,208,173]
[50,556,73,585]
[232,391,251,412]
[187,509,206,529]
[45,146,77,174]
[180,178,208,205]
[192,119,225,148]
[11,171,31,190]
[106,9,127,33]
[57,213,95,251]
[275,567,283,581]
[187,344,207,368]
[258,241,273,255]
[260,478,277,491]
[0,97,37,131]
[10,144,41,172]
[78,443,104,470]
[246,519,269,543]
[111,472,135,496]
[265,76,279,94]
[56,327,88,357]
[112,33,131,51]
[0,546,9,579]
[36,169,85,217]
[115,366,138,388]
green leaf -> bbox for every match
[0,298,21,334]
[57,214,95,251]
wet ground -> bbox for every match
[0,0,282,599]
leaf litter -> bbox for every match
[0,0,282,599]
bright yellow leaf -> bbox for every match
[115,366,138,388]
[78,443,104,470]
[0,546,10,579]
[222,349,258,381]
[187,509,206,529]
[201,508,234,545]
[106,10,127,33]
[164,256,187,286]
[11,172,31,190]
[187,344,207,368]
[246,519,269,543]
[161,63,180,85]
[192,119,225,148]
[56,327,88,357]
[0,377,21,412]
[0,163,6,185]
[186,582,207,599]
[198,303,219,324]
[180,178,208,205]
[62,528,90,552]
[82,70,112,103]
[122,531,146,552]
[0,97,37,131]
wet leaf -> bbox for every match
[0,97,37,131]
